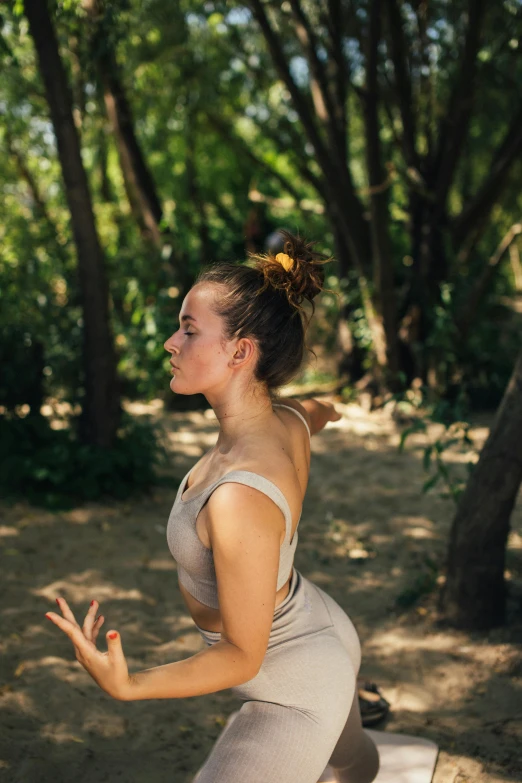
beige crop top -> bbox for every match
[166,404,311,609]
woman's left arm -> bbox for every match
[129,481,282,700]
[45,481,282,701]
[46,599,262,701]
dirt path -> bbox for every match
[1,400,520,782]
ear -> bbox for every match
[230,336,257,368]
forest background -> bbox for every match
[1,1,522,781]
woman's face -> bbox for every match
[163,283,241,396]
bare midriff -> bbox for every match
[179,573,293,634]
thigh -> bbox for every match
[194,700,341,783]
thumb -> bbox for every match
[106,630,125,662]
[330,406,342,422]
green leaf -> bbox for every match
[422,473,441,493]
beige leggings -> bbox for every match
[193,569,380,783]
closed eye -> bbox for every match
[184,331,195,337]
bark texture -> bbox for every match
[25,0,120,447]
[441,349,522,629]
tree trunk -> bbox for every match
[364,0,400,386]
[440,349,522,629]
[101,71,164,247]
[25,0,120,448]
[84,0,164,247]
[185,109,211,265]
[331,227,365,383]
[247,0,391,365]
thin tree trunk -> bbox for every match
[440,349,522,629]
[456,222,522,339]
[25,0,120,448]
[248,0,401,380]
[364,0,400,384]
[509,242,522,292]
[6,129,58,236]
[451,104,522,250]
[101,75,163,247]
[185,109,211,265]
[97,118,114,203]
[84,0,164,247]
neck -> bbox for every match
[206,385,275,448]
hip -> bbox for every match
[195,569,361,711]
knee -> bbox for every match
[331,732,380,783]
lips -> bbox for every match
[170,362,179,370]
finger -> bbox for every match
[82,600,99,641]
[45,611,94,656]
[92,615,105,643]
[55,597,80,628]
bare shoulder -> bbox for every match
[206,481,285,541]
[205,481,286,562]
[273,397,312,429]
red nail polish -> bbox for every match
[55,598,60,605]
[108,632,118,639]
[45,614,53,620]
[90,600,95,606]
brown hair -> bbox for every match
[195,231,330,391]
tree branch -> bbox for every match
[247,0,331,175]
[4,128,69,262]
[413,0,435,159]
[364,0,399,376]
[456,222,522,339]
[385,0,418,168]
[325,0,348,159]
[247,0,371,270]
[208,113,315,207]
[246,114,327,198]
[452,103,522,249]
[287,0,346,167]
[434,0,487,209]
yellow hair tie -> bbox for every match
[275,252,294,271]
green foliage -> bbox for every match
[395,389,478,504]
[1,0,521,434]
[0,411,168,509]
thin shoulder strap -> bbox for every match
[273,403,311,440]
[207,470,293,542]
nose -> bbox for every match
[164,331,181,354]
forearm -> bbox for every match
[127,639,257,701]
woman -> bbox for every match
[45,234,380,783]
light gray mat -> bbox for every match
[318,729,439,783]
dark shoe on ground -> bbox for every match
[358,681,390,727]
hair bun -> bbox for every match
[250,231,330,314]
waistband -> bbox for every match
[195,567,301,644]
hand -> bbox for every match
[45,598,132,701]
[326,401,342,422]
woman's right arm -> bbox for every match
[284,397,342,436]
[302,398,341,435]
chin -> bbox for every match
[170,377,200,396]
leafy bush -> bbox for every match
[0,411,168,510]
[393,388,478,504]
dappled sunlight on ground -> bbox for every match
[0,400,521,781]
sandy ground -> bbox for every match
[0,399,521,783]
